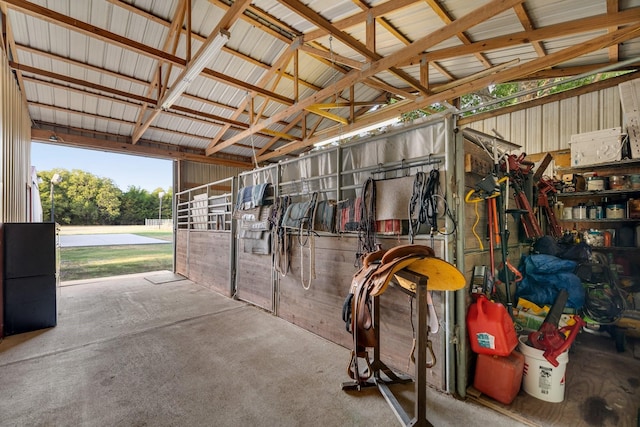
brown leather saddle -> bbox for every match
[343,244,465,381]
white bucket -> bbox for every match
[518,335,569,403]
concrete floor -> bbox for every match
[0,272,528,427]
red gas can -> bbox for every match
[473,350,524,405]
[467,295,518,356]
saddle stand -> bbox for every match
[342,269,435,427]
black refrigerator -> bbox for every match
[1,222,57,337]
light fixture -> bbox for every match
[48,134,59,142]
[314,117,401,148]
[158,191,165,229]
[161,29,230,110]
[50,173,63,223]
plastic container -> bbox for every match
[572,204,587,220]
[608,175,627,190]
[518,336,569,403]
[630,174,640,190]
[467,295,518,356]
[473,351,524,404]
[587,204,603,219]
[605,203,625,219]
[586,176,607,191]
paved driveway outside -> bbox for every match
[59,233,170,248]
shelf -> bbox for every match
[557,188,640,198]
[557,158,640,172]
[558,218,640,223]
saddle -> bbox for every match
[342,244,465,381]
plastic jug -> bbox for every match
[467,295,518,356]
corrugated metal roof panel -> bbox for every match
[4,0,638,166]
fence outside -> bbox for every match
[144,219,173,228]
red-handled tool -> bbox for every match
[527,289,585,367]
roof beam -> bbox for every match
[424,0,492,68]
[132,0,253,144]
[278,0,429,94]
[1,0,291,107]
[303,0,422,42]
[405,8,640,65]
[208,0,526,155]
[607,0,620,62]
[513,3,546,57]
[31,128,253,168]
[256,24,640,161]
[18,72,293,142]
[108,0,322,95]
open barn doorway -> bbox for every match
[31,142,175,282]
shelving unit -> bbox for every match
[555,159,640,276]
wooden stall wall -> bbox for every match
[174,179,235,297]
[232,117,458,391]
[234,166,277,311]
[276,232,450,387]
[236,250,273,312]
[178,231,232,297]
[176,230,232,296]
[175,229,188,277]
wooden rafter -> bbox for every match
[424,0,492,68]
[408,8,640,66]
[209,0,526,156]
[513,3,546,57]
[608,0,620,63]
[256,23,640,162]
[131,0,186,145]
[278,0,429,95]
[132,0,253,144]
[31,128,252,168]
[2,0,638,167]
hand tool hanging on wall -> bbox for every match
[501,153,543,240]
[465,174,508,295]
[537,178,563,238]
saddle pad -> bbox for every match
[375,176,415,220]
[375,219,407,235]
[338,198,361,232]
[235,183,271,210]
[314,200,336,233]
[243,232,270,255]
[395,257,466,292]
[283,200,316,229]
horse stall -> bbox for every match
[232,116,461,393]
[175,178,235,297]
[234,166,278,312]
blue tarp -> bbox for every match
[515,254,585,309]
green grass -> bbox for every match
[60,244,173,281]
[58,226,174,282]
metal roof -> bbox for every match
[1,0,639,168]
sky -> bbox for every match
[31,143,173,192]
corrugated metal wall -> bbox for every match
[461,86,623,155]
[176,160,246,194]
[1,48,32,222]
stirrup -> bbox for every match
[409,339,437,369]
[347,350,372,381]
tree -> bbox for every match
[119,186,153,224]
[38,169,122,225]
